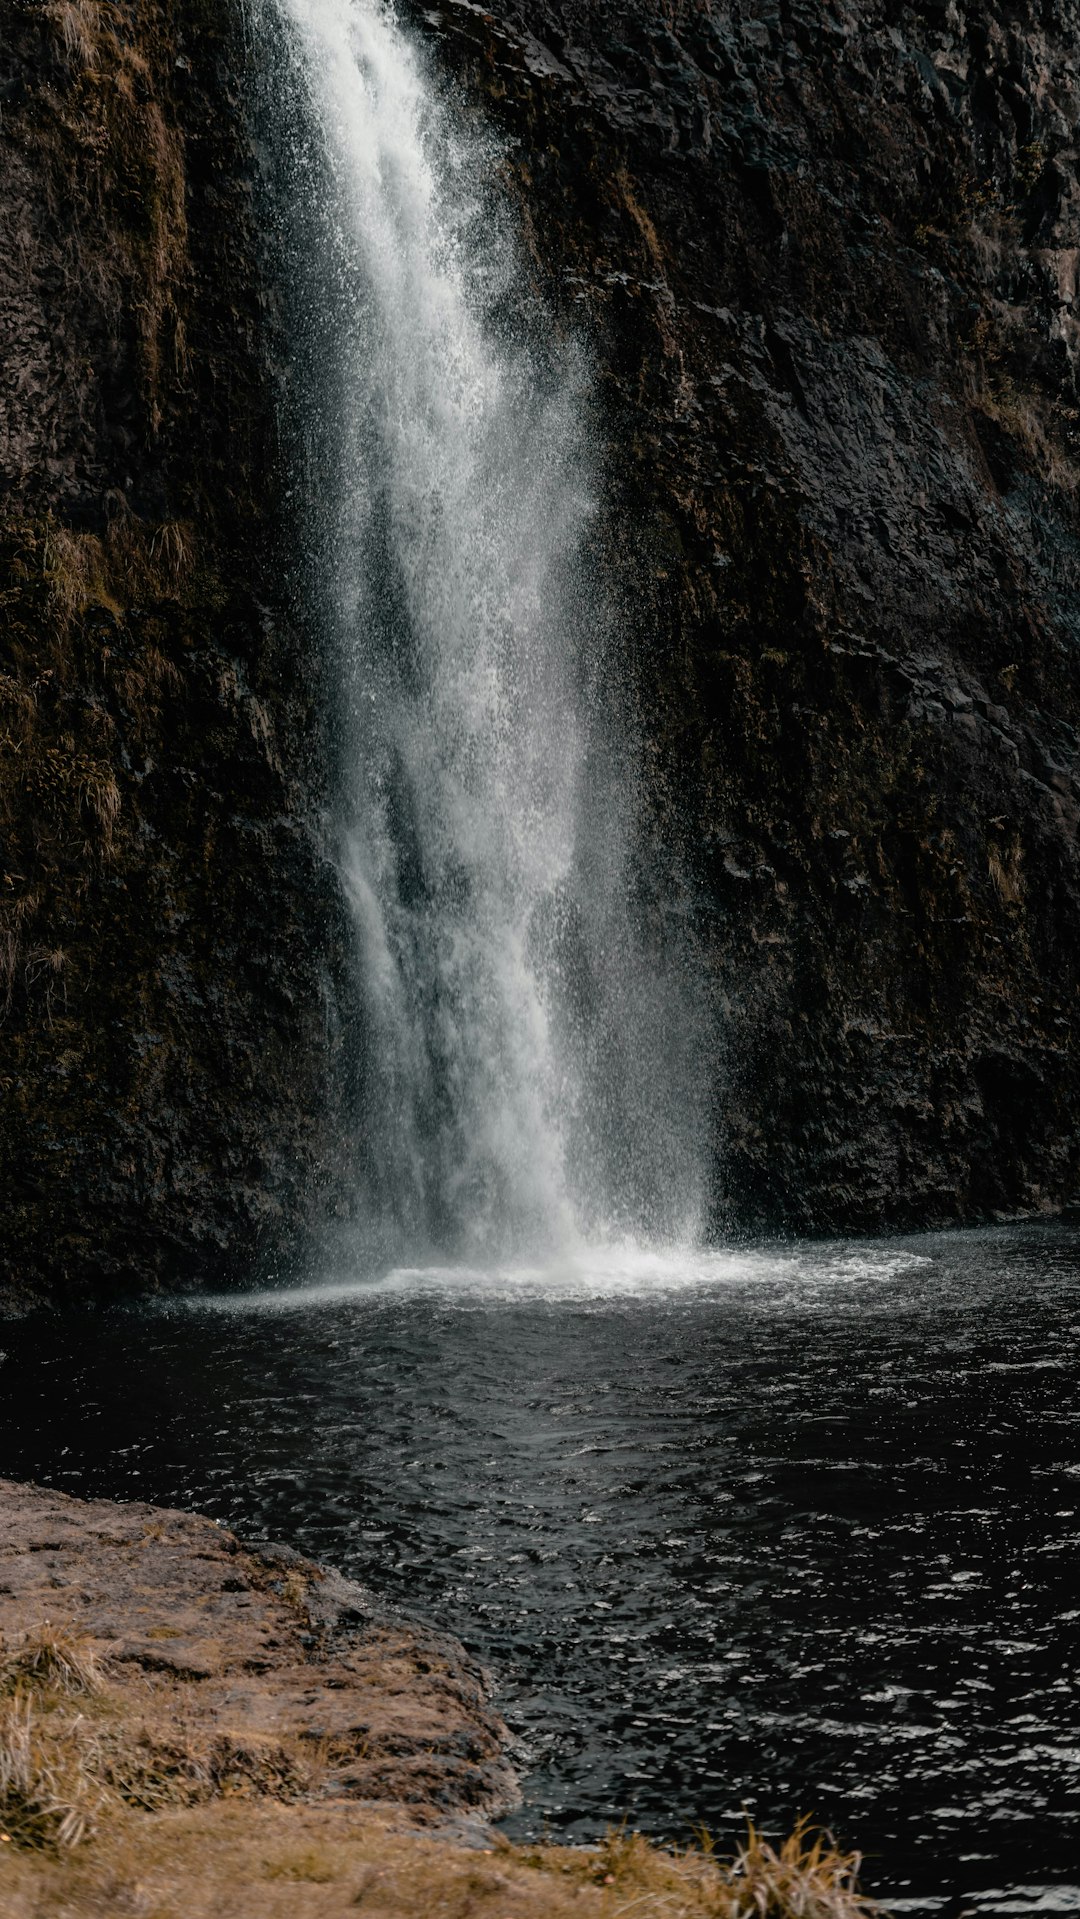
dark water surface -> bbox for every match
[1,1228,1078,1913]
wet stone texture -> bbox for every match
[405,0,1080,1231]
[0,1478,517,1818]
[0,0,357,1310]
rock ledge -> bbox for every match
[0,1476,517,1822]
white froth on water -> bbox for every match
[192,1241,934,1313]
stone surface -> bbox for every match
[0,1476,517,1817]
[0,0,357,1309]
[403,0,1080,1230]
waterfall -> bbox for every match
[260,0,709,1261]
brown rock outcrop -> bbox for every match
[0,1476,517,1817]
[0,1482,880,1918]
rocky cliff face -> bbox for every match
[4,0,1080,1304]
[407,0,1080,1230]
[0,0,353,1306]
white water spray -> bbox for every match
[263,0,709,1258]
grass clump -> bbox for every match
[725,1818,880,1919]
[0,1628,108,1851]
[0,1695,101,1851]
[100,1730,310,1816]
[514,1819,883,1919]
[2,1624,105,1699]
[100,1730,212,1815]
[263,1845,341,1883]
[0,1617,314,1859]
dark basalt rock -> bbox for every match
[4,0,1080,1306]
[404,0,1080,1231]
[0,0,356,1308]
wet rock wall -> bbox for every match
[0,0,352,1305]
[5,0,1080,1308]
[408,0,1080,1229]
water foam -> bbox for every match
[188,1241,933,1314]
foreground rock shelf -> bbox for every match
[0,1476,516,1818]
[0,1480,882,1918]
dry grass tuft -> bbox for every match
[0,507,202,916]
[0,1695,102,1850]
[43,525,118,621]
[41,0,192,424]
[100,1729,310,1816]
[47,0,101,69]
[0,1629,111,1850]
[99,1732,211,1816]
[3,1625,105,1699]
[279,1568,311,1616]
[43,517,195,622]
[0,670,38,723]
[0,889,47,1021]
[263,1845,341,1884]
[0,1611,319,1859]
[207,1736,310,1805]
[149,519,193,585]
[507,1819,883,1919]
[725,1817,881,1919]
[23,743,123,851]
[81,762,122,838]
[988,834,1024,908]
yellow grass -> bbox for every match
[0,1801,889,1919]
[2,1623,106,1699]
[0,1695,102,1850]
[0,1620,887,1919]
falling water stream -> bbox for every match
[264,0,707,1259]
